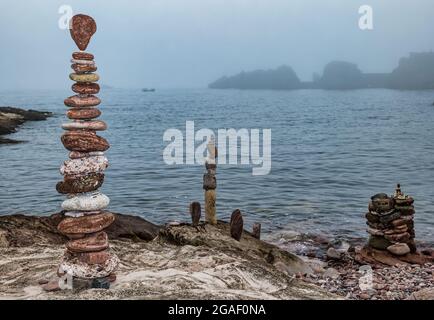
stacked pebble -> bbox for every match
[203,137,217,224]
[366,184,416,256]
[56,49,118,285]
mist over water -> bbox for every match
[1,88,433,245]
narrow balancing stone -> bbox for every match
[203,137,218,225]
[51,14,118,292]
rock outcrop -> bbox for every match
[0,107,52,144]
[0,214,337,299]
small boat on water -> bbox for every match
[142,88,155,92]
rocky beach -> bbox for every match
[0,213,432,300]
[0,213,338,300]
[0,107,52,144]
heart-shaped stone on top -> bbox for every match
[70,14,97,51]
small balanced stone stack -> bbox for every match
[56,14,118,288]
[203,137,218,224]
[366,184,416,256]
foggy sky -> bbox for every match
[1,0,434,90]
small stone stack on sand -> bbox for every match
[366,184,416,256]
[55,14,118,289]
[203,137,217,224]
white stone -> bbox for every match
[69,151,104,159]
[59,252,119,279]
[64,210,101,218]
[70,59,95,65]
[60,156,108,176]
[61,192,110,211]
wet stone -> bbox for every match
[189,202,201,226]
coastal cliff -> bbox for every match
[209,52,434,90]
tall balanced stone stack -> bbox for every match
[366,184,416,256]
[56,14,118,288]
[203,137,218,224]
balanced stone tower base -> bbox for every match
[55,14,118,290]
[366,184,416,256]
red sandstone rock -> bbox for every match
[72,52,94,60]
[57,212,115,235]
[64,95,101,108]
[230,209,243,241]
[70,14,97,51]
[67,108,101,120]
[61,131,109,152]
[72,83,100,95]
[67,249,111,265]
[42,280,61,292]
[71,63,97,74]
[66,232,109,253]
[64,233,86,240]
[56,172,104,194]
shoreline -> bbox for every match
[0,213,432,300]
[0,107,52,144]
[0,213,338,300]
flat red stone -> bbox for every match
[72,52,94,60]
[61,131,109,152]
[67,108,101,120]
[66,231,109,253]
[72,83,100,95]
[57,212,115,235]
[66,249,111,265]
[64,95,101,108]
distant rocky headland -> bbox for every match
[0,107,52,144]
[209,52,434,90]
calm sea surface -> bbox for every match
[1,88,433,245]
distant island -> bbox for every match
[209,52,434,90]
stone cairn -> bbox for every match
[55,14,118,290]
[203,137,217,224]
[366,184,416,256]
